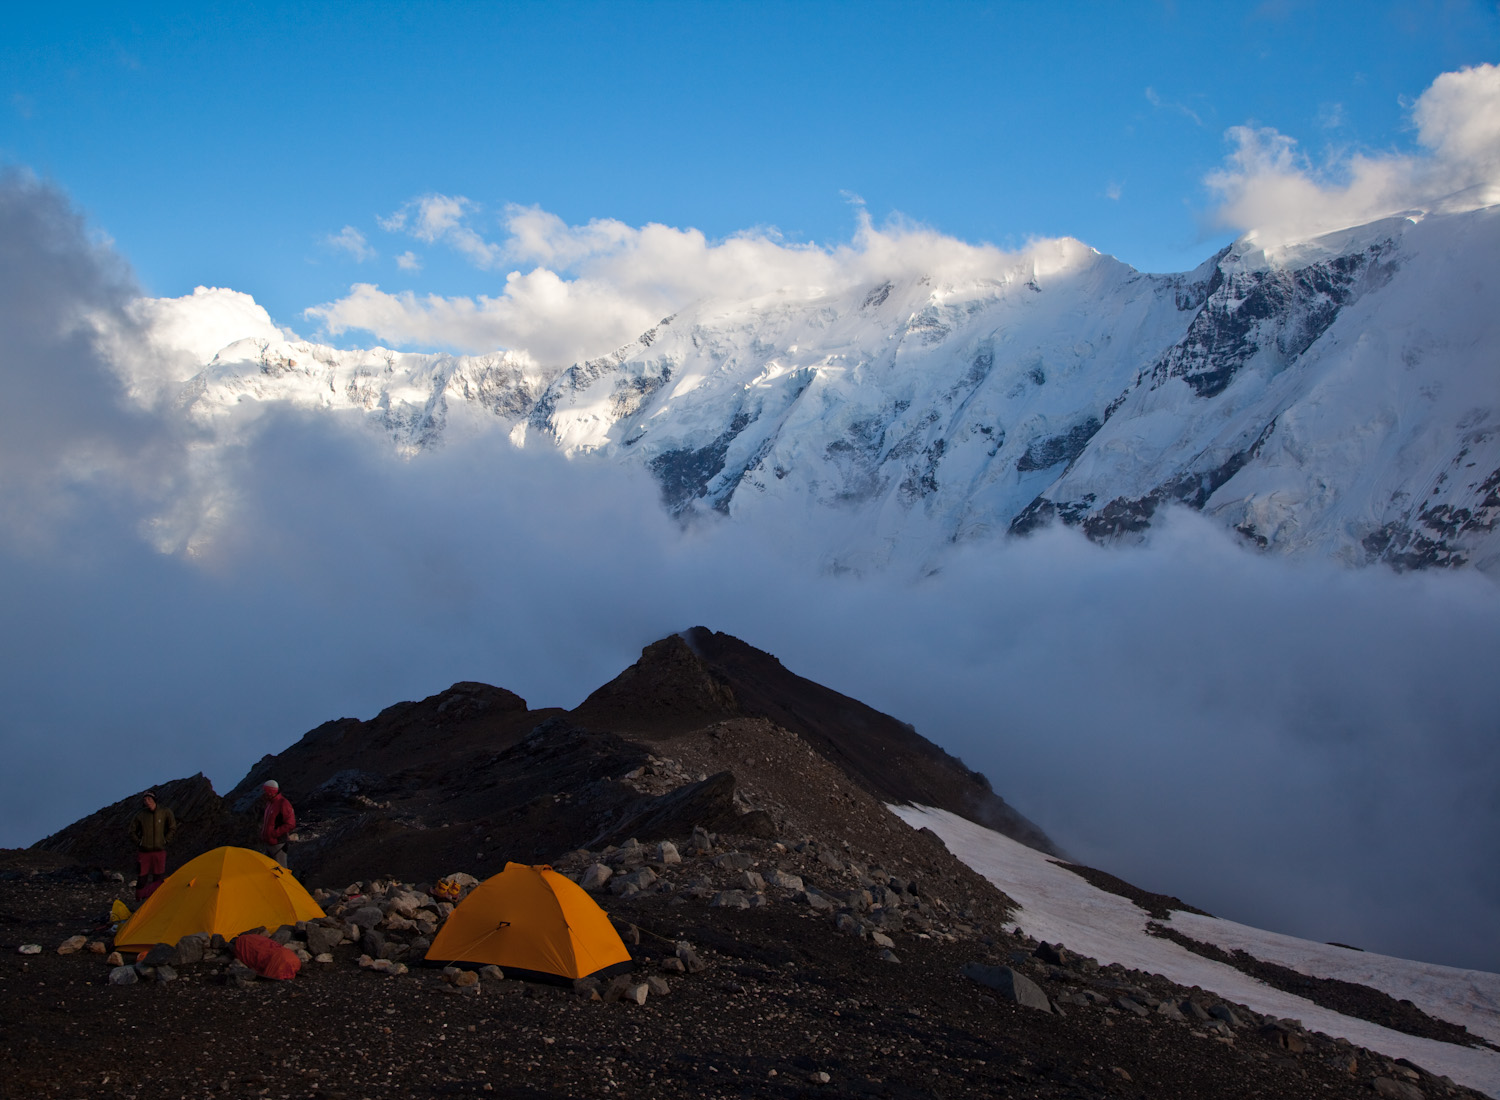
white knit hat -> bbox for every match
[262,779,279,791]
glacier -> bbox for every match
[135,203,1500,575]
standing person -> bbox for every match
[129,791,176,901]
[258,780,296,869]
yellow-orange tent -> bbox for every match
[114,846,324,952]
[425,862,631,980]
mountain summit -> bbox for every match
[159,204,1500,573]
[35,628,1054,883]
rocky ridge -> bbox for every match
[12,627,1497,1098]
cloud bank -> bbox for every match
[307,201,1071,363]
[4,154,1500,974]
[1209,63,1500,246]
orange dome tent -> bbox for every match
[425,862,631,980]
[114,846,324,952]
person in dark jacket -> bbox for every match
[258,780,296,868]
[129,791,177,901]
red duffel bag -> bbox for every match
[233,933,301,980]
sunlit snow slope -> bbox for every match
[892,804,1500,1098]
[144,203,1500,575]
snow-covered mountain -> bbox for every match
[154,202,1500,574]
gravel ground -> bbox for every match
[2,856,1486,1100]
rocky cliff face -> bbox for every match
[169,204,1500,574]
[33,629,1056,881]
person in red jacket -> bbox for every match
[258,780,296,868]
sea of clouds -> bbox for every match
[2,63,1499,972]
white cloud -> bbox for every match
[396,250,422,272]
[1208,63,1500,246]
[324,225,375,262]
[308,205,1064,362]
[378,193,505,268]
[1105,181,1123,201]
[128,286,283,366]
[0,170,184,550]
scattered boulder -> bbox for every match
[769,870,803,892]
[143,943,176,967]
[386,890,427,918]
[675,943,706,973]
[797,890,835,911]
[601,975,635,1003]
[106,951,124,966]
[869,932,895,949]
[306,924,344,956]
[655,841,681,865]
[480,965,504,982]
[1259,1024,1307,1052]
[1209,1003,1243,1029]
[579,864,613,892]
[1373,1078,1425,1100]
[1181,999,1212,1021]
[57,935,87,955]
[1115,997,1150,1017]
[176,933,209,964]
[646,976,671,996]
[878,949,901,964]
[711,890,750,909]
[615,868,657,892]
[1033,941,1068,966]
[349,905,384,930]
[960,963,1052,1014]
[713,852,754,871]
[18,944,41,955]
[108,965,139,986]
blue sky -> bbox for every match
[4,1,1496,342]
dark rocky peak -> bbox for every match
[585,627,1059,855]
[569,633,739,735]
[36,626,1058,881]
[34,773,224,869]
[224,681,554,811]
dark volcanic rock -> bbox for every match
[34,628,1055,894]
[575,628,1059,854]
[594,770,743,847]
[32,773,227,874]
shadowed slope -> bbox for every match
[571,627,1059,854]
